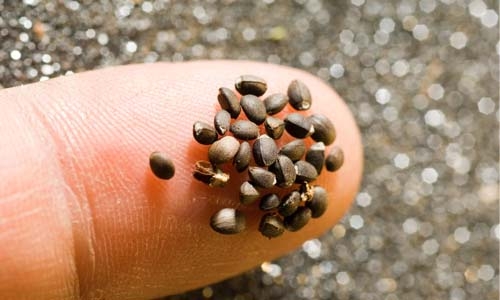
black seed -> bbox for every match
[278,191,301,217]
[294,160,318,183]
[253,135,279,167]
[193,121,218,145]
[193,160,230,187]
[210,208,246,234]
[309,114,336,145]
[235,75,267,96]
[214,110,231,135]
[259,214,285,238]
[284,113,314,138]
[305,142,325,174]
[240,181,260,205]
[279,139,306,162]
[269,155,296,188]
[299,182,314,202]
[233,141,251,172]
[325,146,344,172]
[218,87,241,118]
[240,95,267,125]
[287,79,312,111]
[306,186,328,218]
[264,116,285,139]
[259,193,281,211]
[149,151,175,180]
[284,207,312,232]
[264,93,289,115]
[230,120,259,140]
[208,136,240,165]
[248,167,276,188]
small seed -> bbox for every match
[264,93,289,115]
[287,79,312,111]
[208,136,240,165]
[230,120,259,140]
[218,87,241,118]
[149,151,175,180]
[299,182,314,202]
[210,208,246,234]
[233,141,251,172]
[259,214,285,238]
[294,160,318,183]
[253,135,279,167]
[284,207,312,232]
[248,167,276,188]
[278,191,301,217]
[264,116,285,139]
[306,186,328,218]
[305,142,325,174]
[309,114,336,145]
[240,95,267,125]
[193,121,218,145]
[240,181,260,205]
[284,113,314,138]
[235,75,267,96]
[279,139,306,161]
[259,193,281,211]
[193,160,230,187]
[214,110,231,135]
[325,146,344,172]
[269,155,296,188]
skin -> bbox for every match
[0,61,363,300]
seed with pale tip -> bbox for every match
[287,79,312,111]
[284,113,314,138]
[240,94,267,125]
[284,207,312,232]
[235,75,267,96]
[149,151,175,180]
[294,160,318,183]
[278,191,301,217]
[230,120,259,140]
[253,135,279,167]
[269,155,296,188]
[309,114,336,145]
[248,167,276,188]
[193,160,229,187]
[279,139,306,162]
[306,186,328,218]
[305,142,325,174]
[208,136,240,165]
[240,181,260,205]
[264,93,289,115]
[259,214,285,238]
[210,208,246,234]
[325,146,344,172]
[233,141,251,172]
[214,110,231,135]
[218,87,241,118]
[264,116,285,139]
[193,121,218,145]
[259,194,281,211]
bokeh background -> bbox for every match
[1,0,499,299]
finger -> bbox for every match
[0,61,363,300]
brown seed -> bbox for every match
[264,93,289,115]
[193,121,218,145]
[325,146,344,172]
[233,141,251,172]
[287,79,312,111]
[240,181,260,205]
[218,87,241,118]
[214,110,231,135]
[305,142,325,174]
[306,186,328,218]
[279,139,306,161]
[309,114,336,145]
[294,160,318,183]
[269,155,296,188]
[284,113,314,138]
[253,135,279,167]
[149,151,175,180]
[299,182,314,202]
[259,214,285,238]
[240,95,267,125]
[278,191,301,217]
[230,120,259,140]
[208,136,240,165]
[235,75,267,96]
[284,207,312,232]
[264,116,285,139]
[193,160,230,187]
[210,208,246,234]
[259,193,281,211]
[248,167,276,188]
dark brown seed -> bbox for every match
[294,160,318,183]
[214,110,231,135]
[263,93,289,115]
[240,95,267,125]
[233,141,251,172]
[193,121,218,145]
[259,214,285,238]
[210,208,246,234]
[309,114,336,145]
[248,167,276,188]
[259,193,281,211]
[279,139,306,162]
[149,151,175,180]
[253,135,279,167]
[240,181,260,205]
[193,160,230,187]
[269,155,296,188]
[287,79,312,111]
[235,75,267,96]
[284,113,314,138]
[218,87,241,118]
[208,136,240,165]
[230,120,259,140]
[325,146,344,172]
[306,186,328,218]
[305,142,325,174]
[264,116,285,139]
[278,191,301,217]
[299,182,314,202]
[284,207,312,232]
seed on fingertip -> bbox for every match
[193,121,218,145]
[193,160,230,187]
[210,208,246,234]
[306,186,328,218]
[214,110,231,135]
[240,94,267,125]
[259,214,285,238]
[235,75,267,96]
[294,160,318,183]
[263,93,289,115]
[240,181,260,205]
[309,114,336,145]
[233,141,251,172]
[208,136,240,165]
[264,116,285,139]
[253,135,279,167]
[325,146,344,172]
[287,79,312,111]
[278,191,301,217]
[279,139,306,162]
[149,151,175,180]
[259,193,281,211]
[248,167,277,189]
[305,142,326,174]
[284,206,312,232]
[230,120,259,141]
[284,113,314,138]
[218,87,241,118]
[269,155,296,188]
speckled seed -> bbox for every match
[193,121,218,145]
[287,79,312,111]
[208,136,240,165]
[233,141,251,172]
[235,75,267,96]
[240,95,267,125]
[264,93,289,115]
[214,110,231,135]
[284,113,314,138]
[210,208,246,234]
[149,151,175,180]
[217,87,241,118]
[264,116,285,139]
[278,191,301,217]
[248,167,277,188]
[305,142,325,174]
[193,160,230,187]
[325,146,344,172]
[309,114,336,145]
[259,193,281,211]
[279,139,307,161]
[240,181,260,205]
[230,120,259,140]
[259,214,285,238]
[284,207,312,232]
[295,160,318,183]
[253,135,279,166]
[269,155,296,188]
[306,186,328,218]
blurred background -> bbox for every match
[1,0,498,299]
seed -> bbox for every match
[269,155,296,188]
[230,120,259,140]
[208,136,240,165]
[259,214,285,238]
[263,93,289,115]
[306,186,328,218]
[299,182,314,202]
[214,110,231,135]
[193,121,218,145]
[284,113,314,138]
[253,135,279,167]
[259,193,281,211]
[309,114,336,145]
[235,75,267,96]
[193,160,230,187]
[278,191,301,217]
[248,167,276,188]
[210,208,246,234]
[264,116,285,139]
[240,181,260,205]
[294,160,318,183]
[305,142,325,174]
[218,87,241,118]
[287,79,312,111]
[149,151,175,180]
[279,139,306,161]
[284,207,312,232]
[240,95,267,125]
[233,141,251,172]
[325,146,344,172]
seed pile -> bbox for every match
[193,75,344,238]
